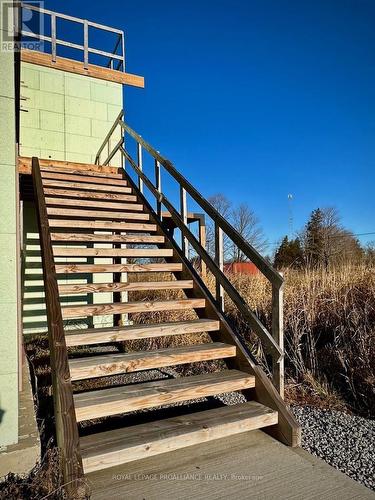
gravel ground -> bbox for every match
[79,363,374,492]
[292,405,375,491]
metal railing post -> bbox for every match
[83,20,88,69]
[180,186,188,258]
[215,222,224,310]
[121,31,125,72]
[137,142,143,194]
[51,13,56,62]
[272,275,284,398]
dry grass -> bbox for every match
[79,266,375,416]
[0,449,66,499]
[219,264,375,416]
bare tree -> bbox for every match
[206,193,232,259]
[206,195,268,263]
[231,203,268,261]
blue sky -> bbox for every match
[40,0,375,251]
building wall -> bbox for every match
[0,0,19,447]
[20,63,123,335]
[20,61,123,164]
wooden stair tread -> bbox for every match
[42,179,132,193]
[53,248,173,258]
[65,319,220,346]
[80,401,278,473]
[41,171,127,186]
[51,233,164,244]
[69,343,236,381]
[73,370,255,422]
[47,208,148,219]
[59,280,193,294]
[46,197,143,211]
[44,188,137,202]
[40,165,123,179]
[55,262,183,274]
[49,220,157,231]
[62,298,206,318]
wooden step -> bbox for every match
[42,179,132,193]
[65,319,220,347]
[81,401,278,473]
[46,197,143,211]
[51,233,164,244]
[61,298,206,319]
[59,279,193,295]
[49,220,157,232]
[40,165,123,179]
[47,208,149,220]
[44,188,137,202]
[24,157,119,176]
[53,248,173,258]
[69,343,236,381]
[55,262,183,274]
[41,171,127,186]
[74,370,255,422]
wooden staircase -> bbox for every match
[31,154,300,493]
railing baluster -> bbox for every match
[137,142,143,194]
[180,186,188,258]
[272,278,284,398]
[215,222,224,310]
[121,31,125,72]
[51,13,56,62]
[83,20,88,69]
[154,157,161,218]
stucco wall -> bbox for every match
[20,63,123,335]
[0,0,19,447]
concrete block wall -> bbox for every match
[20,62,123,164]
[20,63,124,335]
[0,0,19,447]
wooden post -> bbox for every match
[154,158,161,218]
[198,215,206,277]
[272,275,284,398]
[137,142,143,194]
[180,186,188,258]
[32,158,85,496]
[215,222,224,310]
[113,232,122,328]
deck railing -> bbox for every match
[20,3,125,70]
[95,112,285,396]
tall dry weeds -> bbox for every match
[222,264,375,416]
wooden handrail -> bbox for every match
[94,109,124,164]
[95,116,285,394]
[32,157,84,494]
[96,116,282,287]
[120,146,283,360]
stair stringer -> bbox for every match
[123,171,301,447]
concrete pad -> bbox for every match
[0,365,40,477]
[87,429,375,499]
